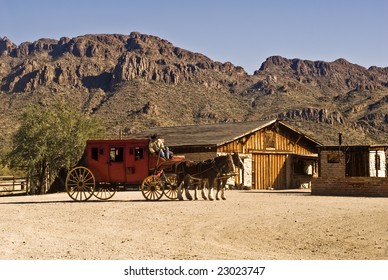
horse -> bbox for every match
[214,152,245,200]
[176,153,235,201]
[196,153,244,200]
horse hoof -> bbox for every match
[222,197,226,200]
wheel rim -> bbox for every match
[164,174,178,200]
[141,175,164,201]
[93,185,117,200]
[65,167,95,201]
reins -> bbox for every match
[187,159,219,178]
[188,156,233,179]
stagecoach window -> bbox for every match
[135,147,143,160]
[110,147,124,162]
[91,148,99,161]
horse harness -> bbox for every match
[183,156,234,181]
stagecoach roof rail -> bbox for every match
[88,134,150,141]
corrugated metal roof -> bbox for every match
[141,119,277,147]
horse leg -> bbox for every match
[208,179,215,201]
[184,177,193,200]
[185,188,193,200]
[194,182,199,200]
[215,179,220,200]
[221,178,227,200]
[177,181,184,201]
[201,180,208,200]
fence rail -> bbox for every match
[0,176,28,193]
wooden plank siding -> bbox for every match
[218,126,316,155]
[217,123,318,189]
[252,154,287,190]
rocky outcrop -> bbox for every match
[255,56,386,93]
[0,34,130,59]
[0,33,248,92]
[0,37,17,56]
[1,60,53,92]
[65,34,129,58]
[111,53,200,85]
[277,108,345,125]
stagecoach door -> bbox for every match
[125,145,148,184]
[108,147,126,183]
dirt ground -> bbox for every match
[0,190,387,260]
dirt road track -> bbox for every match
[0,190,387,260]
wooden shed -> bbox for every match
[143,119,321,190]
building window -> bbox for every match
[264,131,276,149]
[375,154,381,170]
[345,151,368,177]
[294,158,305,174]
[327,153,340,163]
[294,159,314,175]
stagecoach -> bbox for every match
[65,138,185,201]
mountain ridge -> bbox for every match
[0,33,387,147]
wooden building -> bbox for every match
[144,119,321,190]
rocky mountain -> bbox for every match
[0,32,387,147]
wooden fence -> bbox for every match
[0,176,28,194]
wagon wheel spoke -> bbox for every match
[65,167,95,201]
[93,185,117,200]
[141,175,164,201]
[163,174,179,200]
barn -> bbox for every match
[144,119,321,190]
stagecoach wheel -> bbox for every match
[163,174,179,200]
[65,167,95,201]
[141,175,164,201]
[93,184,117,200]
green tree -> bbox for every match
[7,103,104,194]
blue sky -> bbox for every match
[1,0,387,73]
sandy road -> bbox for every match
[0,190,387,260]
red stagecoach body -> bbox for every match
[65,138,185,201]
[86,139,151,186]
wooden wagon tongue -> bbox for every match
[223,172,238,177]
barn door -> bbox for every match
[254,154,287,190]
